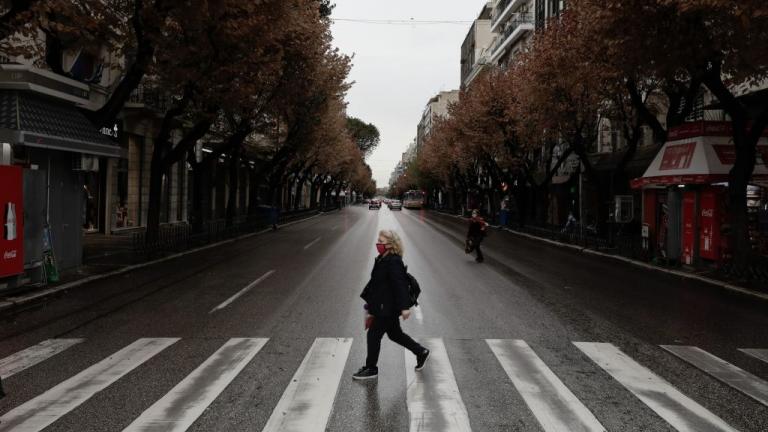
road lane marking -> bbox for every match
[209,270,275,313]
[261,338,352,432]
[739,348,768,365]
[404,338,471,432]
[331,225,339,231]
[123,338,268,432]
[487,340,605,432]
[574,342,737,432]
[0,339,84,379]
[0,338,179,432]
[303,237,321,250]
[662,345,768,407]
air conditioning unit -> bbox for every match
[1,143,11,165]
[73,155,100,172]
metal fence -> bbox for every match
[132,208,322,255]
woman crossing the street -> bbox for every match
[353,229,429,380]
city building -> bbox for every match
[460,3,493,90]
[0,53,124,271]
[488,0,535,66]
[416,91,459,154]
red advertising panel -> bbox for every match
[682,191,696,265]
[0,165,24,278]
[699,188,721,261]
[660,142,696,171]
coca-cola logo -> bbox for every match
[3,250,16,260]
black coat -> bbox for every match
[360,254,411,317]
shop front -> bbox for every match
[632,122,768,266]
[0,88,123,271]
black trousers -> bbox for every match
[469,235,484,260]
[366,315,424,369]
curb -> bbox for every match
[430,211,768,302]
[0,211,327,314]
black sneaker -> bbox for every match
[352,366,378,380]
[415,349,430,371]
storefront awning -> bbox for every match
[631,122,768,188]
[0,90,122,158]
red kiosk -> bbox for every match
[632,122,768,265]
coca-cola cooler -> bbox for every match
[0,165,24,279]
[682,191,697,265]
[699,187,727,263]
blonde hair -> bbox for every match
[379,229,404,256]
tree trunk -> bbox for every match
[248,169,259,214]
[145,149,165,244]
[225,147,240,227]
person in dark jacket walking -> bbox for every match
[466,209,488,263]
[354,229,430,380]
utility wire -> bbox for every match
[332,18,472,25]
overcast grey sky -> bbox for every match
[330,0,486,187]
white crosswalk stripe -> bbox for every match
[574,342,738,432]
[123,338,268,432]
[0,338,179,432]
[405,338,472,432]
[261,337,352,432]
[739,348,768,365]
[0,338,84,379]
[487,339,605,432]
[0,337,763,431]
[662,345,768,407]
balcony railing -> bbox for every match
[128,83,171,112]
[490,13,533,58]
[492,0,513,27]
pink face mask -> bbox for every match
[376,243,387,255]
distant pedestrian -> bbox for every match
[466,209,488,263]
[354,229,429,380]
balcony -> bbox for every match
[491,0,527,32]
[126,83,171,112]
[490,13,533,63]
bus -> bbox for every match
[402,190,425,209]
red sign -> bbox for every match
[0,165,24,278]
[660,143,696,171]
[668,121,768,141]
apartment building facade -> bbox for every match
[461,3,494,90]
[416,90,460,155]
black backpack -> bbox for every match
[404,266,421,306]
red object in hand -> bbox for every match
[365,315,374,331]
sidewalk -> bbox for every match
[0,210,327,315]
[424,210,768,302]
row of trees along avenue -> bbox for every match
[0,0,378,243]
[407,0,768,268]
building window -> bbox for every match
[536,0,545,29]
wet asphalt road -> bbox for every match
[0,206,766,432]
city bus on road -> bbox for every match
[402,190,425,209]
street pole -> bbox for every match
[579,161,584,242]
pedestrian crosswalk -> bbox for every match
[0,337,765,431]
[488,339,605,432]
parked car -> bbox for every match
[369,200,381,210]
[388,200,402,210]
